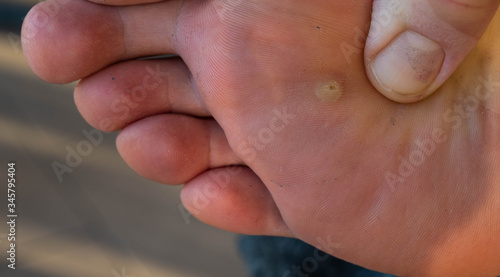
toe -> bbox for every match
[116,114,242,185]
[22,0,183,83]
[181,167,292,237]
[22,0,124,83]
[365,0,499,103]
[75,58,209,132]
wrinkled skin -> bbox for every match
[22,0,500,275]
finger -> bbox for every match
[75,58,209,132]
[22,0,183,84]
[365,0,500,103]
[89,0,164,6]
[181,167,292,237]
[116,114,243,185]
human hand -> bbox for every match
[365,0,500,103]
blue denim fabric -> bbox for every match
[0,3,31,34]
[238,235,395,277]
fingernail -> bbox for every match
[370,31,445,98]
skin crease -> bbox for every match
[21,0,500,276]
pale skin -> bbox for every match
[22,0,500,276]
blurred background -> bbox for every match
[0,0,247,276]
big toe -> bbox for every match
[21,0,182,84]
[22,0,124,83]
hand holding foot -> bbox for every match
[365,0,500,103]
[22,0,500,275]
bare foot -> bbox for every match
[22,0,500,275]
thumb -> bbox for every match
[365,0,500,103]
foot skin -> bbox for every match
[22,0,500,275]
